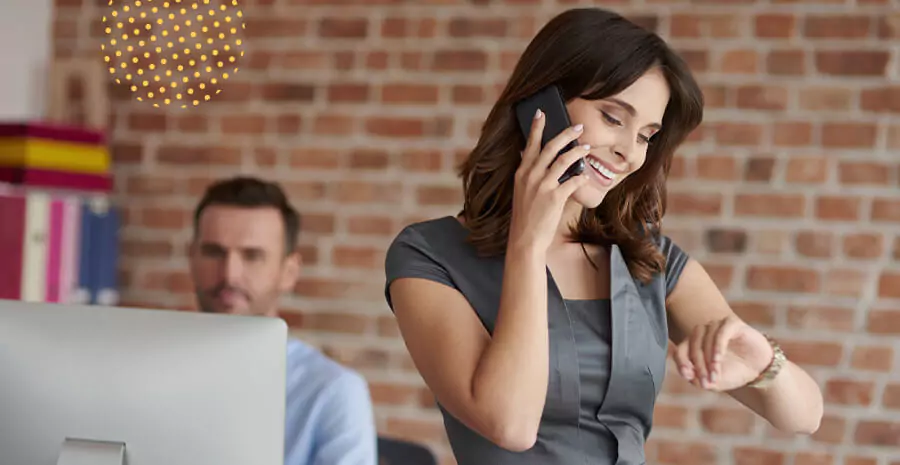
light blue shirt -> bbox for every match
[284,338,377,465]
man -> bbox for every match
[188,176,377,465]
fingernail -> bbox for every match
[573,124,584,132]
[534,109,542,119]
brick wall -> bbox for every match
[52,0,900,464]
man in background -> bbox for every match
[188,176,377,465]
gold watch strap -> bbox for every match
[745,334,786,389]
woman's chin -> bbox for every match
[571,186,608,210]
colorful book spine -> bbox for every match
[0,139,110,174]
[0,167,113,193]
[59,197,82,303]
[0,122,106,145]
[0,189,26,300]
[19,191,50,302]
[0,184,117,306]
[45,198,65,302]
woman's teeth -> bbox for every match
[588,157,617,180]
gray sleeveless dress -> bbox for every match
[384,216,689,465]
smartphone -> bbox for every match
[514,84,586,184]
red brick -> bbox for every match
[448,17,508,37]
[327,83,369,103]
[671,13,743,38]
[696,155,737,180]
[821,122,878,148]
[300,312,372,334]
[843,233,885,259]
[746,265,820,292]
[735,193,806,217]
[649,440,718,465]
[714,122,764,145]
[699,407,755,434]
[731,301,776,326]
[851,346,893,372]
[653,403,689,429]
[805,15,873,38]
[873,198,900,222]
[794,231,834,258]
[735,85,789,110]
[767,49,805,75]
[733,447,785,465]
[667,192,724,216]
[878,272,900,299]
[774,121,812,146]
[866,309,900,334]
[838,161,892,185]
[824,379,875,406]
[785,157,830,183]
[743,156,775,182]
[382,83,440,104]
[884,384,900,409]
[824,269,868,298]
[794,452,835,465]
[778,340,843,366]
[799,87,854,111]
[816,51,890,76]
[755,14,796,38]
[854,421,900,446]
[815,196,862,221]
[432,49,488,71]
[720,49,759,74]
[860,86,900,113]
[345,215,394,236]
[244,18,306,38]
[811,415,846,444]
[318,18,368,39]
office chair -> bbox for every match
[377,436,437,465]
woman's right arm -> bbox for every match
[389,245,549,451]
[389,113,590,451]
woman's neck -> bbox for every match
[552,199,585,246]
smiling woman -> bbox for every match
[384,6,823,465]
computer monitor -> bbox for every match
[0,299,287,465]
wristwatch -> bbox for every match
[745,334,786,389]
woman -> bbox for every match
[384,8,823,465]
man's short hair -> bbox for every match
[192,176,300,254]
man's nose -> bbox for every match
[221,253,243,284]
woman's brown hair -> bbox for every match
[458,7,704,283]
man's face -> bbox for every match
[188,205,299,317]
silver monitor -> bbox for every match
[0,299,287,465]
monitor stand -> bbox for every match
[57,438,126,465]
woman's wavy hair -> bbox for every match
[458,7,704,283]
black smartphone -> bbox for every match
[514,84,586,183]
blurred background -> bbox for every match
[2,0,899,464]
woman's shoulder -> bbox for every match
[385,215,471,273]
[389,215,463,250]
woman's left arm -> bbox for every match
[665,258,824,435]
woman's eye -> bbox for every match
[601,111,622,126]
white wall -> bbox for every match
[0,0,54,121]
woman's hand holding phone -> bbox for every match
[508,109,590,255]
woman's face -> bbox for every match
[564,67,670,209]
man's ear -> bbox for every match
[279,250,302,292]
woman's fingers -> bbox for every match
[519,109,546,170]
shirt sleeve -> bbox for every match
[384,225,455,310]
[310,371,377,465]
[658,234,690,297]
